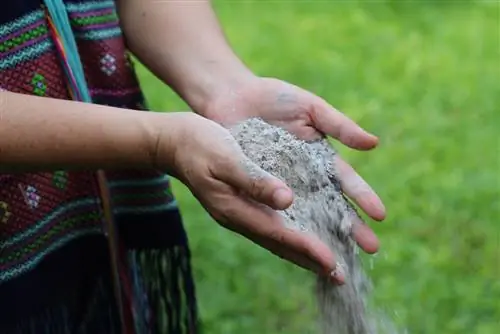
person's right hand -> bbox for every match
[154,112,345,284]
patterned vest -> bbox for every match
[0,1,198,333]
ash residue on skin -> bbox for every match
[230,118,398,334]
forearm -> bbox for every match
[117,0,254,112]
[0,92,160,172]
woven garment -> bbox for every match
[0,1,199,333]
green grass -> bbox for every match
[136,1,500,333]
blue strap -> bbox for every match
[43,0,92,103]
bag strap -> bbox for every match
[42,2,132,332]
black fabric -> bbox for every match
[0,234,121,332]
[116,210,188,249]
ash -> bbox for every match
[230,118,399,334]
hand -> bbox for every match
[156,112,345,284]
[201,77,386,257]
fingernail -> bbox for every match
[273,188,292,209]
[330,262,346,285]
[368,132,379,144]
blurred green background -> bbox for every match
[136,1,499,333]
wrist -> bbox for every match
[81,106,161,171]
[143,111,192,174]
[181,62,257,115]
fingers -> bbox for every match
[309,98,378,151]
[253,226,345,284]
[215,191,344,284]
[351,215,380,254]
[213,155,294,210]
[335,156,386,221]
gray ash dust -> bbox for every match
[230,118,399,334]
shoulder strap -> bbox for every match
[42,2,131,333]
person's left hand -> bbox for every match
[202,76,386,255]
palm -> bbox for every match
[204,77,386,254]
[207,78,318,139]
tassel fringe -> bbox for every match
[128,247,200,334]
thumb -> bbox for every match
[218,155,293,210]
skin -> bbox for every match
[0,0,386,286]
[0,92,159,172]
